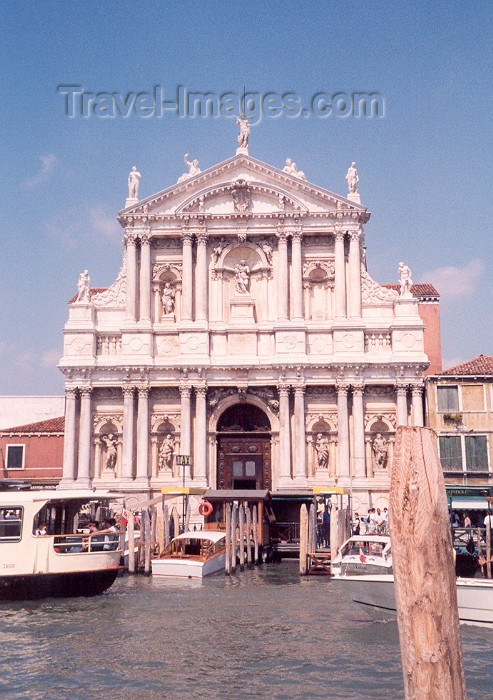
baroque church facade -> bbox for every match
[59,134,435,512]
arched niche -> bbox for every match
[151,417,179,478]
[209,393,279,434]
[306,415,337,478]
[365,415,395,475]
[93,417,122,479]
[152,263,182,323]
[303,260,335,321]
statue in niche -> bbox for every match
[161,282,175,316]
[260,241,273,265]
[211,242,224,265]
[158,434,175,470]
[372,433,388,469]
[236,113,250,150]
[315,433,330,469]
[345,161,359,194]
[76,270,90,303]
[101,433,118,470]
[127,165,141,199]
[398,262,413,297]
[234,260,250,294]
[177,153,201,183]
[283,158,306,180]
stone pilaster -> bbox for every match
[352,384,366,478]
[60,387,78,487]
[412,384,424,427]
[195,230,208,321]
[136,386,150,485]
[194,386,207,484]
[277,228,289,320]
[293,384,306,479]
[125,231,137,322]
[278,383,291,480]
[337,383,350,479]
[348,229,362,318]
[76,387,92,487]
[179,383,192,480]
[334,230,347,319]
[291,229,303,320]
[121,385,135,482]
[396,384,409,427]
[139,232,151,323]
[181,229,193,321]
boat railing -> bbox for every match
[452,527,487,551]
[270,521,300,543]
[52,533,120,554]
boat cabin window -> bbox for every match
[0,507,23,542]
[342,540,389,557]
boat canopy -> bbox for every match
[0,489,126,503]
[173,530,226,543]
[204,489,270,501]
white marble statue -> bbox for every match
[128,165,141,199]
[315,433,329,469]
[158,434,175,470]
[236,114,250,151]
[234,260,250,294]
[76,270,90,303]
[161,282,175,316]
[101,433,117,470]
[211,242,224,265]
[177,153,201,183]
[372,433,388,469]
[398,262,413,297]
[282,158,306,180]
[260,241,273,265]
[345,161,359,194]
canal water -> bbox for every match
[1,561,492,699]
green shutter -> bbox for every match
[465,436,488,471]
[437,386,459,412]
[439,436,462,471]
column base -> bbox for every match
[57,478,76,490]
[74,478,91,489]
[134,477,150,487]
[119,476,135,483]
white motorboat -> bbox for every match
[336,574,493,628]
[151,530,226,578]
[331,535,392,578]
[0,489,124,600]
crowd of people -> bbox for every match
[352,508,389,535]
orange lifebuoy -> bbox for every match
[198,501,213,517]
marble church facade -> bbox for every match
[59,146,431,512]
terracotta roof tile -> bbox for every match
[442,355,493,376]
[68,288,108,304]
[382,283,440,297]
[1,417,65,434]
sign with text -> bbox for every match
[175,454,193,466]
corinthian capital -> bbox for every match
[122,385,135,399]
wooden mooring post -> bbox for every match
[171,506,180,540]
[390,426,466,700]
[308,502,316,555]
[143,509,151,575]
[486,518,492,579]
[329,501,339,561]
[156,506,165,556]
[245,504,252,566]
[238,503,245,570]
[163,505,170,548]
[299,504,308,575]
[231,503,237,574]
[225,502,231,575]
[127,511,135,574]
[252,504,259,563]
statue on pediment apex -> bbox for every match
[236,113,250,151]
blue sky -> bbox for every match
[1,0,492,393]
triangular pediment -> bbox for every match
[118,154,368,222]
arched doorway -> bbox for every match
[216,403,272,490]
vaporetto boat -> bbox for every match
[0,489,124,600]
[151,530,227,578]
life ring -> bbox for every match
[198,501,213,517]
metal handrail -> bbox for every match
[53,532,120,553]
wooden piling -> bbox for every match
[329,503,339,561]
[231,503,237,574]
[171,506,180,539]
[119,511,127,558]
[156,506,165,556]
[245,504,252,566]
[486,518,492,579]
[299,504,308,575]
[163,505,170,548]
[238,502,245,570]
[150,507,157,556]
[308,502,316,554]
[127,511,135,574]
[390,426,466,700]
[143,509,151,575]
[225,502,231,575]
[252,504,259,564]
[184,499,191,532]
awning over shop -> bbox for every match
[450,498,489,510]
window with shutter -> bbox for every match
[465,435,488,471]
[6,445,25,469]
[461,385,484,412]
[437,386,459,412]
[439,436,462,471]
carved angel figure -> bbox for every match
[234,260,250,294]
[315,433,329,469]
[372,433,388,469]
[101,433,118,470]
[161,282,175,316]
[128,165,141,199]
[345,161,359,194]
[236,114,250,150]
[76,270,90,303]
[283,158,306,180]
[158,434,175,470]
[398,262,413,297]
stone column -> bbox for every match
[76,387,92,487]
[136,386,149,485]
[121,386,135,481]
[181,229,193,321]
[194,386,207,484]
[125,232,137,322]
[60,387,77,486]
[337,384,350,478]
[278,384,291,480]
[291,229,303,320]
[396,385,409,427]
[412,385,424,427]
[277,229,289,320]
[352,385,366,478]
[348,229,362,318]
[139,232,151,323]
[179,384,192,481]
[293,385,306,479]
[195,230,208,321]
[334,230,347,319]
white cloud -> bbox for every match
[21,154,57,189]
[89,204,121,238]
[419,258,485,299]
[42,349,61,367]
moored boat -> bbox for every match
[331,535,392,578]
[151,530,226,578]
[0,489,124,600]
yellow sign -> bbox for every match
[160,487,207,496]
[312,487,347,495]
